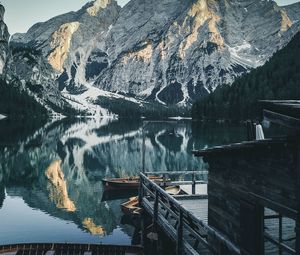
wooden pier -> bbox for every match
[139,172,239,255]
[138,101,300,255]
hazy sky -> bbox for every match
[1,0,299,35]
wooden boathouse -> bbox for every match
[138,100,300,255]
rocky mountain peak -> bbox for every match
[179,0,224,59]
[86,0,117,16]
[4,0,300,115]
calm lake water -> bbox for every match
[0,118,283,245]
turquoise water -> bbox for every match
[0,118,280,245]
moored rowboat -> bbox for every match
[121,186,182,215]
[121,196,139,215]
[0,243,144,255]
[165,185,181,196]
[102,176,164,191]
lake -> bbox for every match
[0,118,282,245]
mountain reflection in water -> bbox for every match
[0,118,249,245]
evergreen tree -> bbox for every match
[192,32,300,121]
[0,79,48,119]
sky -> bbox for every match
[0,0,299,35]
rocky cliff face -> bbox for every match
[0,4,9,75]
[8,0,121,115]
[284,2,300,23]
[11,0,120,88]
[8,0,300,111]
[97,0,300,105]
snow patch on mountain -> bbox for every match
[227,41,263,68]
[61,83,112,117]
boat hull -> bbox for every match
[102,176,164,191]
[0,243,144,255]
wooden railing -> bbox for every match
[145,171,208,194]
[139,173,240,255]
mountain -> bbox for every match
[192,31,300,121]
[284,2,300,23]
[0,5,49,119]
[6,1,121,116]
[5,0,300,115]
[0,5,9,74]
[94,0,300,104]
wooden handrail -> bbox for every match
[145,171,208,175]
[264,232,295,254]
[139,173,241,255]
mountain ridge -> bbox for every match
[2,0,300,116]
[192,31,300,121]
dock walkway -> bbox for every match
[139,172,296,255]
[139,173,239,255]
[176,196,208,224]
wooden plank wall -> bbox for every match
[204,142,298,250]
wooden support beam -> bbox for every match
[170,180,207,186]
[176,209,184,255]
[140,213,146,248]
[192,173,196,195]
[153,190,159,228]
[240,199,264,255]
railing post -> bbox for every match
[279,214,282,255]
[141,212,146,247]
[154,190,159,227]
[176,209,184,255]
[139,174,147,247]
[192,172,196,195]
[163,174,167,188]
[139,174,144,205]
[142,134,146,173]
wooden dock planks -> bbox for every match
[177,198,208,224]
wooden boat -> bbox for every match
[102,176,164,191]
[0,243,144,255]
[121,196,139,215]
[121,186,181,215]
[165,185,181,196]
